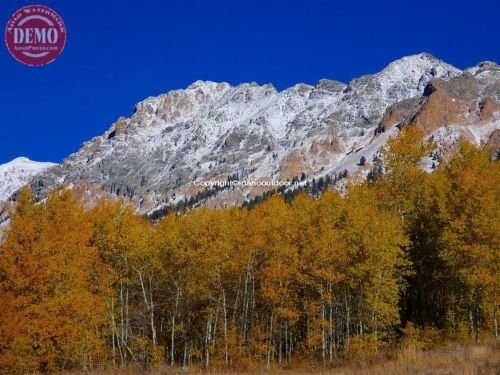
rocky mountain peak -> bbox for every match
[0,157,56,202]
[1,54,498,217]
[467,61,500,75]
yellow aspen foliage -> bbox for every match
[0,189,109,373]
[0,131,496,371]
[344,185,408,336]
[438,143,500,341]
[379,125,434,218]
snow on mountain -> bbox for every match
[7,53,498,214]
[0,157,56,201]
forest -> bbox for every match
[0,127,498,373]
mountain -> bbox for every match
[2,53,499,215]
[0,157,56,202]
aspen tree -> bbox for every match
[438,143,500,342]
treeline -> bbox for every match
[0,128,498,373]
[147,168,349,220]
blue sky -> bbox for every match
[0,0,499,164]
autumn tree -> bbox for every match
[0,129,496,372]
[0,188,109,373]
[438,143,499,341]
[89,201,161,368]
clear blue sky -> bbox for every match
[0,0,499,164]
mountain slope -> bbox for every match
[3,53,499,214]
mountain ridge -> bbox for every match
[1,53,498,215]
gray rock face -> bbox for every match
[8,53,498,213]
